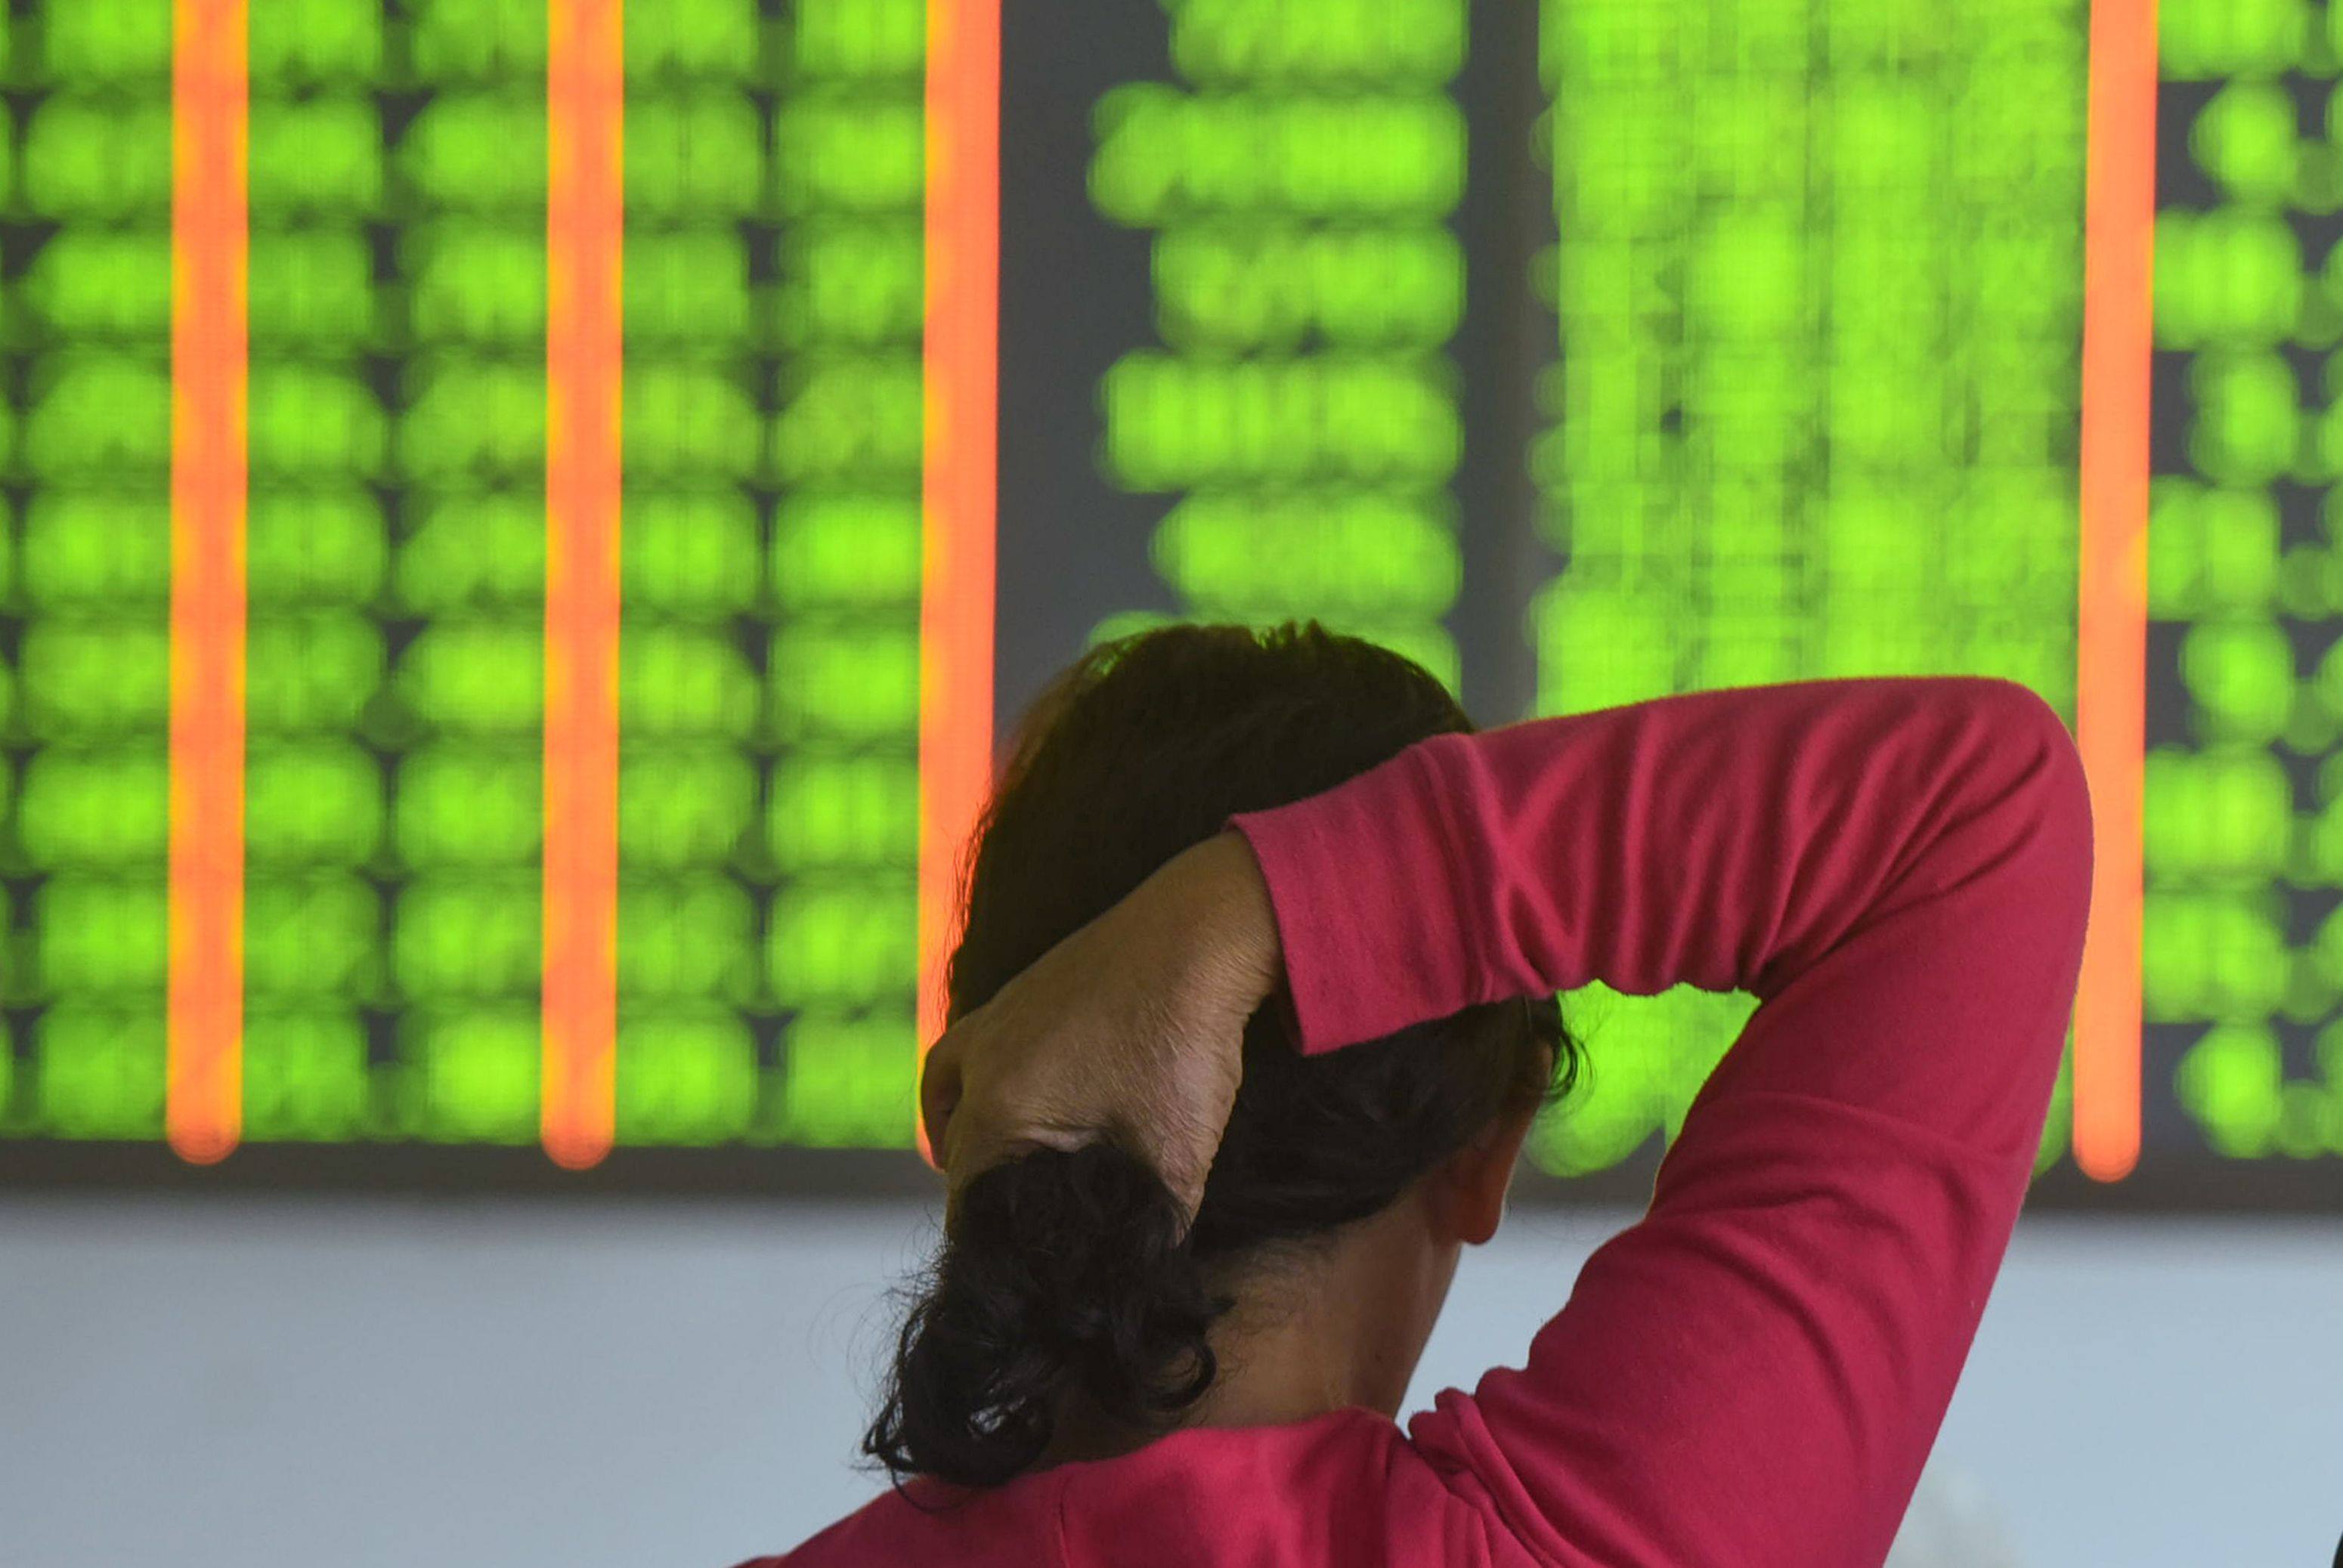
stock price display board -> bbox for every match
[0,0,933,1189]
[996,0,2330,1213]
[2144,0,2343,1194]
[0,0,2335,1208]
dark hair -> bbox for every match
[863,622,1577,1488]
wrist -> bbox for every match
[1158,831,1283,1016]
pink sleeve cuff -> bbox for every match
[1227,738,1484,1056]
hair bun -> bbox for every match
[865,1145,1227,1488]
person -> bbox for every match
[748,621,2094,1567]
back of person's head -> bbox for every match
[865,621,1577,1487]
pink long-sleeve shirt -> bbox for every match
[755,676,2097,1567]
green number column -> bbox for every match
[243,0,389,1142]
[763,0,925,1147]
[387,0,549,1143]
[1530,0,2089,1176]
[612,0,765,1147]
[1089,0,1472,690]
[11,1,175,1139]
[2152,0,2343,1164]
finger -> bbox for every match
[940,1119,1011,1211]
[1119,1112,1211,1229]
[946,1115,1109,1217]
[1145,1143,1209,1231]
[918,1035,962,1164]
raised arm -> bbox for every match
[1225,676,2094,1568]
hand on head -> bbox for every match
[920,831,1284,1223]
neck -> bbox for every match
[1042,1197,1454,1464]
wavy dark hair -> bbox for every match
[863,622,1578,1488]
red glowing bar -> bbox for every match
[2073,0,2157,1182]
[918,0,1001,1157]
[542,0,624,1171]
[166,0,249,1166]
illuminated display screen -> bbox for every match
[995,0,2332,1211]
[1519,0,2093,1182]
[995,0,1546,725]
[2146,7,2343,1174]
[1,0,931,1183]
[5,1,179,1142]
[0,0,2333,1208]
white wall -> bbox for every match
[0,1195,2336,1567]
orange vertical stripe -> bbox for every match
[543,0,624,1171]
[2074,0,2156,1183]
[918,0,1001,1156]
[166,0,248,1166]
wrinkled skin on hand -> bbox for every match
[920,832,1284,1223]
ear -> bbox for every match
[1425,1102,1540,1248]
